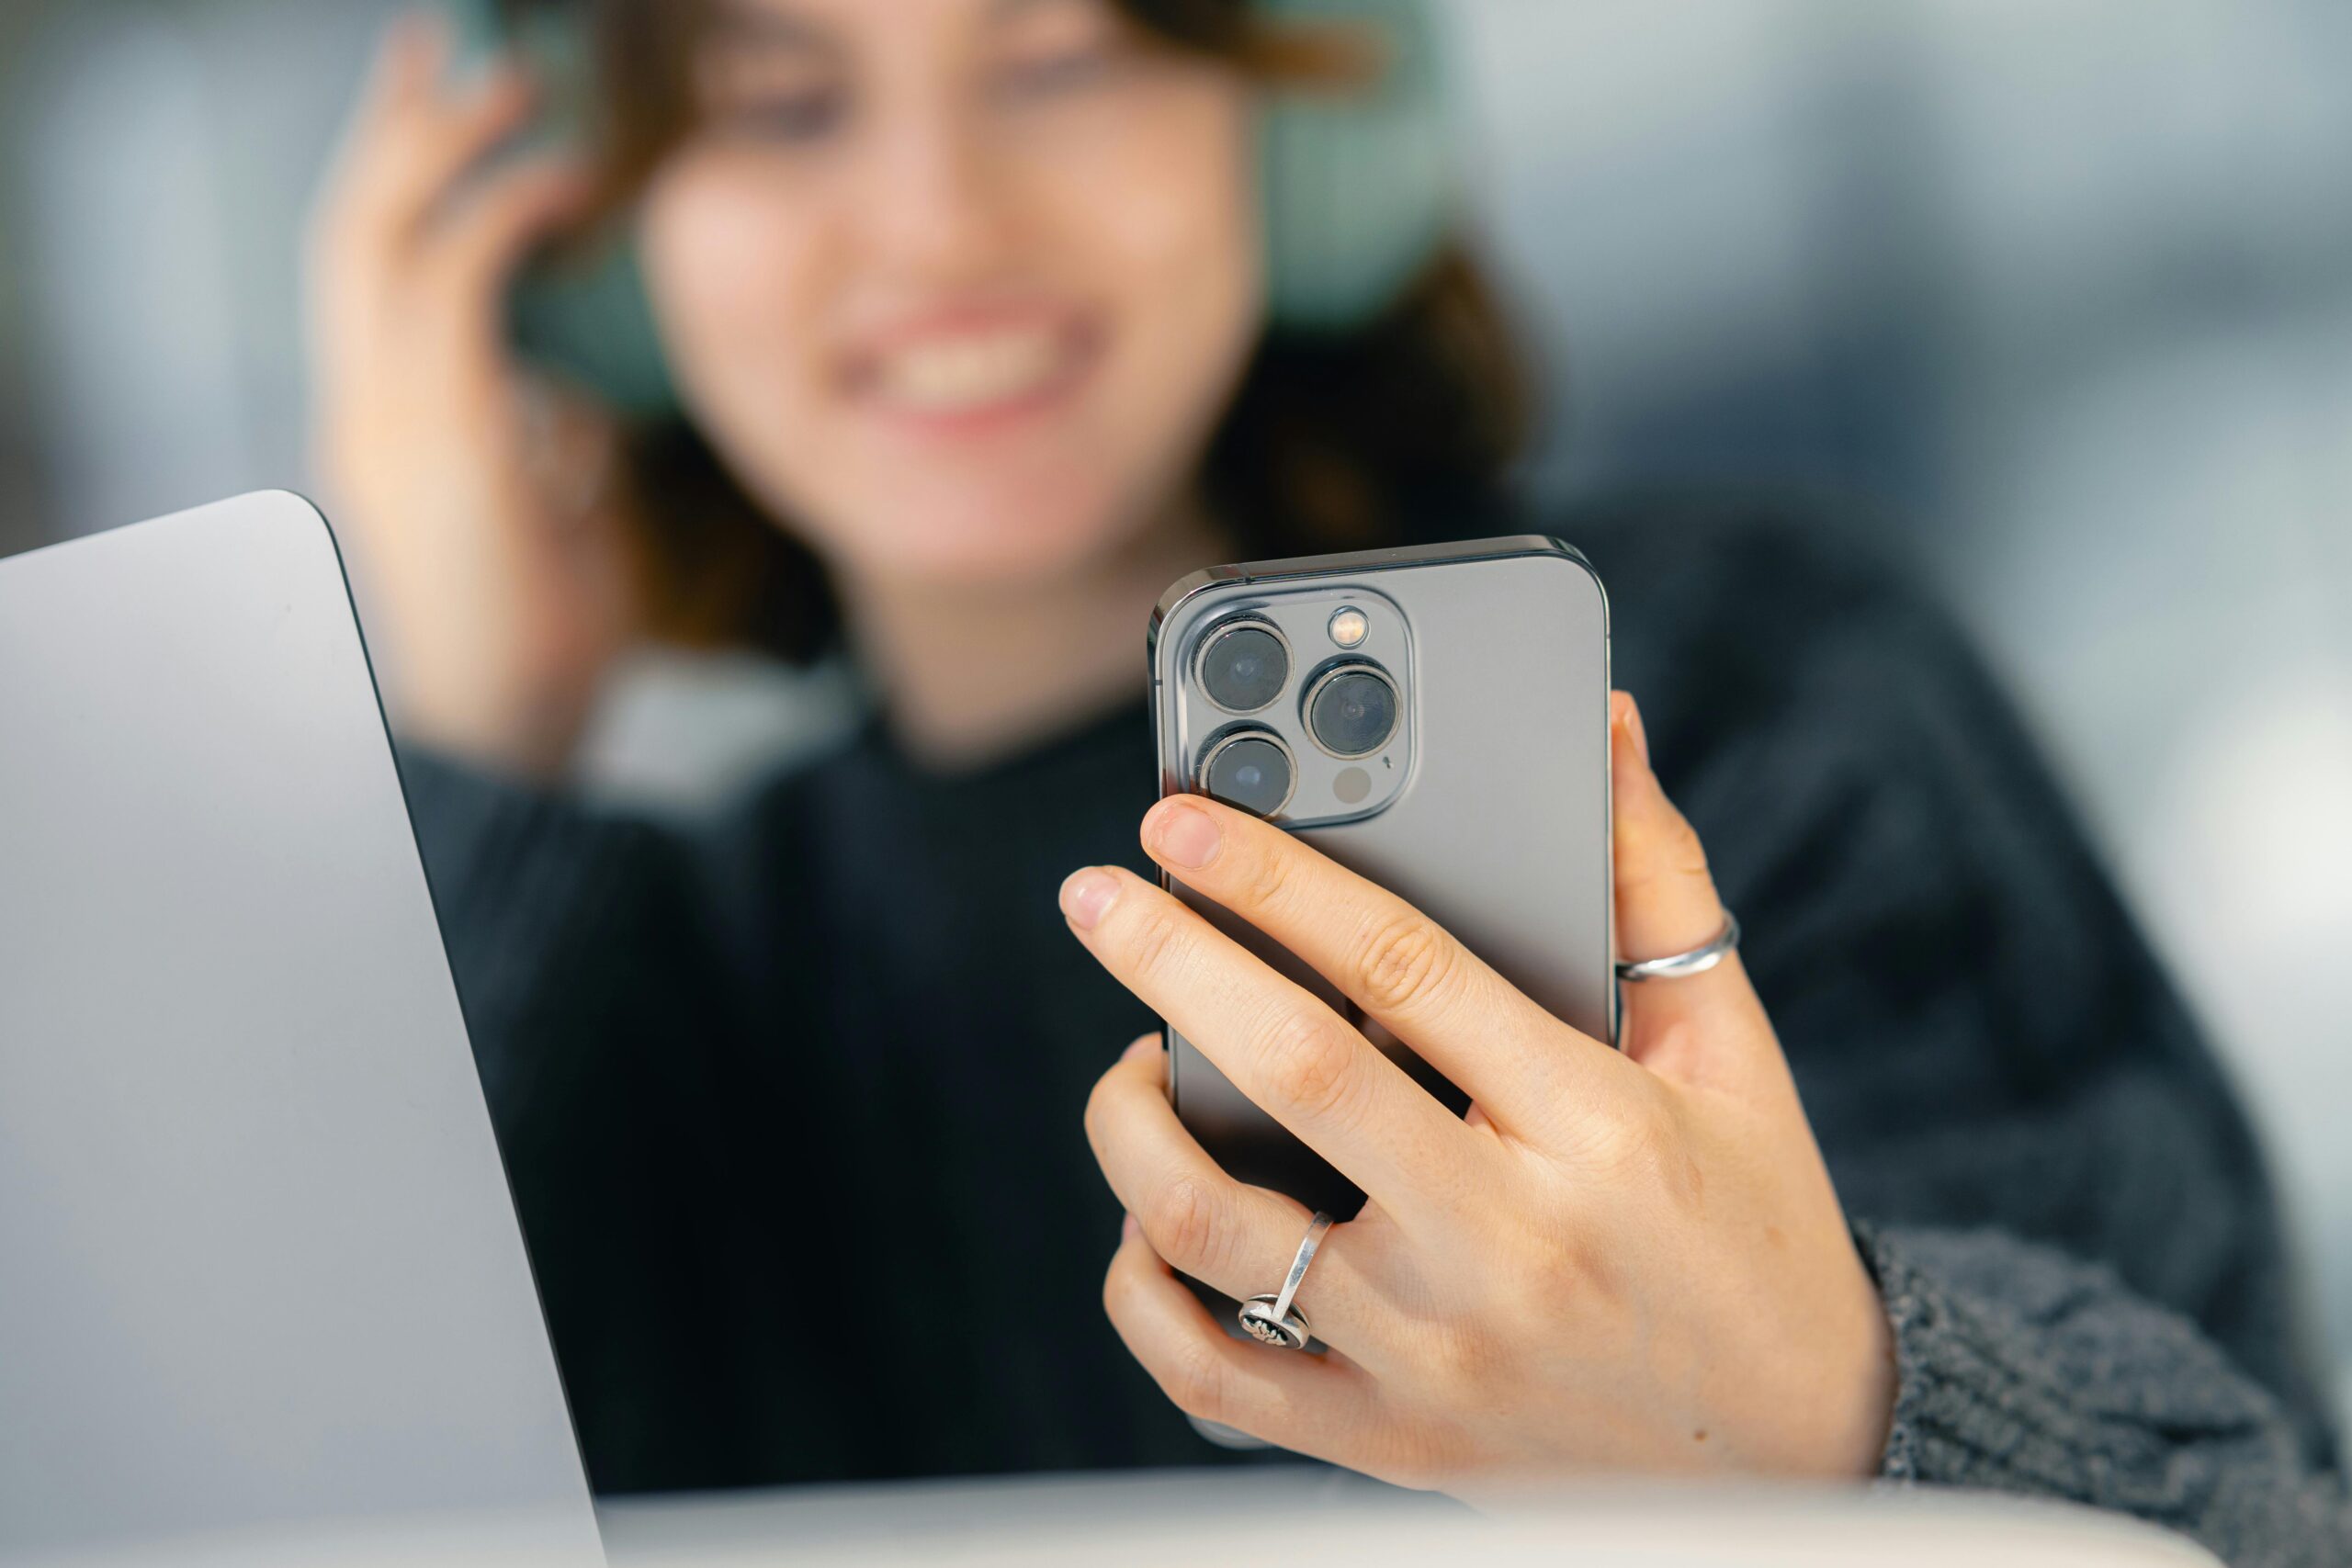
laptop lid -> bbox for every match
[0,493,602,1563]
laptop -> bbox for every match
[0,494,602,1565]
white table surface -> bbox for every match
[2,1469,2223,1567]
[596,1469,2220,1568]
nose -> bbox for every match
[853,96,1016,288]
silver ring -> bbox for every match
[1238,1212,1333,1351]
[1616,911,1741,983]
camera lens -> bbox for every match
[1200,731,1295,818]
[1306,664,1399,758]
[1196,621,1289,714]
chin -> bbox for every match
[824,473,1159,591]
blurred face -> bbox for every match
[639,0,1264,590]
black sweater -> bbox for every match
[398,500,2349,1565]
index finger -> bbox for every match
[1059,866,1483,1224]
[1137,794,1633,1140]
[361,11,453,118]
[330,17,539,256]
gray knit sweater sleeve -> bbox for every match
[1596,508,2347,1568]
[1859,1224,2351,1565]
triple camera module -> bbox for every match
[1192,614,1402,819]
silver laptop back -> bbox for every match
[0,494,601,1563]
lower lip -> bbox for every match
[854,329,1101,440]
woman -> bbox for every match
[309,0,2348,1558]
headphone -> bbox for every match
[455,0,1455,418]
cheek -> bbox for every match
[1079,84,1261,321]
[638,156,834,434]
[927,77,1259,572]
[1070,81,1265,452]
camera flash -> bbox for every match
[1329,608,1370,649]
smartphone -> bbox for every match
[1149,537,1615,1224]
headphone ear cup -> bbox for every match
[509,235,681,417]
[438,0,684,416]
[1258,0,1455,333]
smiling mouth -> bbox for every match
[850,318,1099,423]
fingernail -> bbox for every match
[1619,694,1651,770]
[1145,798,1223,870]
[1059,868,1119,931]
[1122,1033,1162,1062]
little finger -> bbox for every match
[1085,1038,1395,1357]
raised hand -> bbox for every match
[307,12,637,774]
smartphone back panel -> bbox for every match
[1151,538,1613,1220]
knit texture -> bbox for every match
[1861,1224,2348,1565]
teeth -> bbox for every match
[873,328,1068,413]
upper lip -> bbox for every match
[840,304,1094,393]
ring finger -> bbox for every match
[1084,1039,1398,1359]
[1103,1220,1381,1466]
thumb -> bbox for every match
[1611,693,1758,1067]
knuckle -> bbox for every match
[1590,1088,1700,1201]
[1259,1008,1363,1127]
[1080,1073,1117,1153]
[1229,833,1295,914]
[1428,1319,1511,1391]
[1352,910,1456,1017]
[1122,897,1190,980]
[1663,803,1709,863]
[1594,1092,1668,1167]
[1142,1173,1227,1275]
[476,170,556,228]
[1163,1335,1231,1422]
[1630,807,1712,886]
[1502,1217,1600,1318]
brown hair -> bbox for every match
[553,0,1535,661]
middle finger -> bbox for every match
[1084,1038,1399,1357]
[1060,866,1480,1224]
[1139,795,1627,1138]
[345,51,540,255]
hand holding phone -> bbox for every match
[1062,550,1894,1495]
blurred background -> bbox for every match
[0,0,2346,1415]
